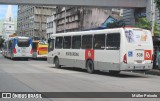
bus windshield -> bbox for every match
[125,29,150,44]
[17,38,30,47]
[39,41,48,45]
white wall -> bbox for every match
[46,15,56,40]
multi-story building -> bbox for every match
[17,5,56,39]
[54,7,81,33]
[123,0,160,31]
[53,7,123,33]
[46,15,56,40]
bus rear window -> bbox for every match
[17,39,30,47]
[125,30,150,44]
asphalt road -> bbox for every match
[0,54,160,101]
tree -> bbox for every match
[135,18,160,36]
[0,38,4,48]
[135,18,151,29]
[155,0,160,11]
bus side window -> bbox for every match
[106,33,120,50]
[82,35,92,49]
[48,39,54,52]
[94,34,105,49]
[9,40,13,50]
[72,36,81,49]
[55,37,63,49]
[63,36,71,49]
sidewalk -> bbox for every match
[133,68,160,76]
[145,69,160,76]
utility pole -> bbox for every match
[151,0,156,36]
[39,14,42,40]
[64,7,66,33]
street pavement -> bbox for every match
[0,54,160,101]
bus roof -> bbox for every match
[14,36,31,39]
[50,28,149,39]
[4,36,31,42]
[33,40,48,44]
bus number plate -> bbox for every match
[135,66,144,69]
[22,50,26,56]
[135,51,144,60]
[137,53,143,57]
[22,50,25,53]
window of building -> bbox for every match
[106,33,120,50]
[55,37,63,49]
[47,23,49,28]
[63,36,71,49]
[72,36,81,49]
[94,34,105,49]
[50,22,53,28]
[82,35,92,49]
[9,17,11,21]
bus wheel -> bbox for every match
[54,57,61,68]
[86,60,94,73]
[109,71,120,75]
[11,55,14,60]
[11,57,14,60]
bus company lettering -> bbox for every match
[66,52,79,56]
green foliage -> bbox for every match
[0,38,4,48]
[135,18,151,30]
[155,0,160,11]
[154,23,160,35]
[135,18,160,36]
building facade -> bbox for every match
[123,0,160,30]
[2,5,15,39]
[53,7,123,33]
[17,5,56,39]
[46,15,56,40]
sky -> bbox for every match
[0,5,18,19]
[0,5,18,34]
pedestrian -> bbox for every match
[153,51,157,69]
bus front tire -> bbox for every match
[86,60,94,73]
[54,57,61,68]
[109,71,120,75]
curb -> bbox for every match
[145,69,160,76]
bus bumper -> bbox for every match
[47,57,53,64]
[120,63,153,71]
[13,54,32,58]
[37,55,47,59]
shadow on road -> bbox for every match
[10,58,47,61]
[31,58,47,61]
[49,66,148,78]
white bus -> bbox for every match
[3,36,33,60]
[47,28,153,74]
